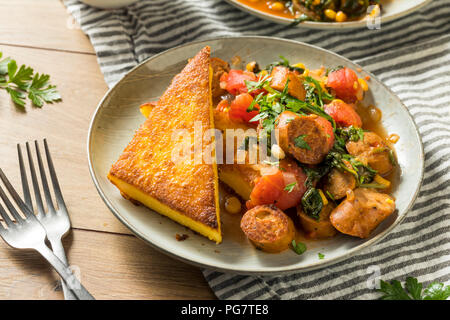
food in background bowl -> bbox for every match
[236,0,381,24]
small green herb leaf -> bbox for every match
[28,73,61,107]
[284,182,297,193]
[318,253,325,259]
[294,134,311,150]
[405,277,422,300]
[5,87,26,107]
[423,282,450,300]
[291,240,307,255]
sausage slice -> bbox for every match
[276,111,333,164]
[324,166,356,200]
[346,131,394,176]
[240,205,295,253]
[270,66,306,100]
[330,188,395,238]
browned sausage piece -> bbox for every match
[240,204,295,253]
[324,166,356,200]
[346,131,394,176]
[330,188,395,238]
[276,111,332,164]
[210,57,230,101]
[270,66,306,101]
[297,202,337,239]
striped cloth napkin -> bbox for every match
[64,0,450,299]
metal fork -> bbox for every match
[0,144,94,300]
[18,140,77,300]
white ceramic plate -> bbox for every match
[87,37,424,275]
[224,0,432,29]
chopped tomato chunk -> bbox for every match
[216,99,229,112]
[324,99,363,128]
[221,69,257,96]
[327,67,363,103]
[229,93,260,123]
[247,161,308,211]
[247,170,284,209]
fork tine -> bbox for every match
[0,198,14,227]
[34,141,56,214]
[18,144,32,209]
[0,169,26,223]
[26,142,45,216]
[0,168,34,218]
[43,139,67,211]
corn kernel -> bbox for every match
[271,2,284,11]
[358,78,369,91]
[386,198,394,204]
[225,196,242,214]
[293,62,305,69]
[336,11,347,22]
[259,69,268,77]
[374,174,391,188]
[318,189,328,206]
[324,9,336,20]
[303,68,309,77]
[246,61,257,72]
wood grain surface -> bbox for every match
[0,0,215,300]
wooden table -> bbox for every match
[0,0,215,300]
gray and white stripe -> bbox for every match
[64,0,450,299]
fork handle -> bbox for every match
[36,244,95,300]
[49,239,77,300]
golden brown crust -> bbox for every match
[109,46,220,230]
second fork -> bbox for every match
[18,140,76,300]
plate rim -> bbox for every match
[223,0,433,29]
[87,36,424,275]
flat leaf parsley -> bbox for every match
[0,52,61,108]
[378,277,450,300]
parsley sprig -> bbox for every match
[0,52,61,108]
[378,277,450,300]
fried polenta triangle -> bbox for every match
[108,46,221,243]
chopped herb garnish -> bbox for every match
[294,134,311,150]
[318,253,325,259]
[0,51,61,108]
[378,277,450,300]
[284,182,297,193]
[304,76,334,107]
[291,240,307,255]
